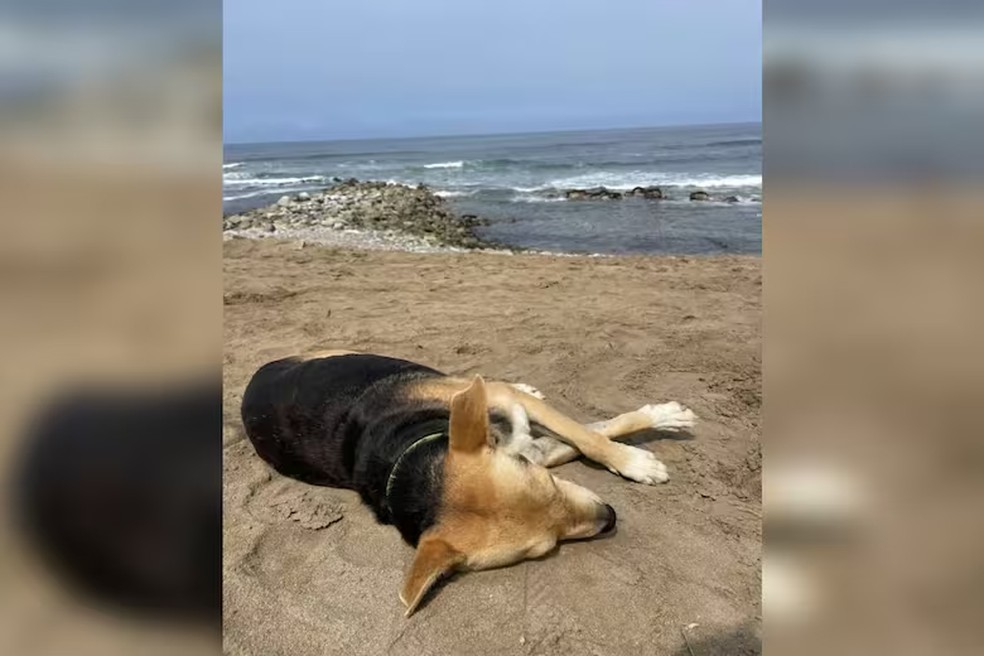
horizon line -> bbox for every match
[223,118,761,148]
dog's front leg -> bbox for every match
[522,403,696,469]
[486,383,670,485]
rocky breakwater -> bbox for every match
[564,185,741,203]
[223,179,492,249]
[565,187,625,201]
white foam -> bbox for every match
[433,190,473,198]
[682,174,762,188]
[514,195,565,203]
[224,175,326,188]
[549,172,761,190]
[223,162,244,170]
[223,190,272,201]
[423,160,465,169]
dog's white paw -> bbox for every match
[610,444,669,485]
[512,383,545,400]
[639,402,696,431]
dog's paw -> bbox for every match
[639,402,696,431]
[512,383,546,400]
[609,444,669,485]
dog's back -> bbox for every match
[241,354,443,487]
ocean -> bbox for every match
[223,122,761,255]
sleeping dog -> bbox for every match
[241,351,695,615]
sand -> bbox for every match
[223,238,761,655]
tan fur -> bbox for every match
[401,376,608,615]
[408,377,636,474]
[526,409,668,467]
[399,536,462,617]
[593,409,667,439]
[297,349,360,360]
[447,375,491,453]
[405,377,474,403]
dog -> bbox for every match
[241,351,695,616]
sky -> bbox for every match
[223,0,761,143]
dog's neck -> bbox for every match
[384,431,445,510]
[360,415,449,546]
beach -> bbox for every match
[223,237,761,655]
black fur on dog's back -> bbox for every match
[241,354,453,545]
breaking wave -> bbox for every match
[224,174,327,187]
[422,160,464,169]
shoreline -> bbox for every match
[223,230,762,260]
[223,179,762,257]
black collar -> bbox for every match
[384,431,446,511]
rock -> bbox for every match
[627,186,663,199]
[228,180,493,249]
[690,190,711,201]
[224,215,245,230]
[722,195,740,203]
[565,187,621,200]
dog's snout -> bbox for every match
[599,503,617,534]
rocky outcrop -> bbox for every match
[565,187,623,201]
[222,180,492,249]
[562,186,738,202]
[626,186,664,199]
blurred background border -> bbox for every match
[765,3,984,655]
[1,2,221,655]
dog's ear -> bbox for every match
[400,535,463,617]
[448,375,489,454]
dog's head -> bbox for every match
[399,375,615,616]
